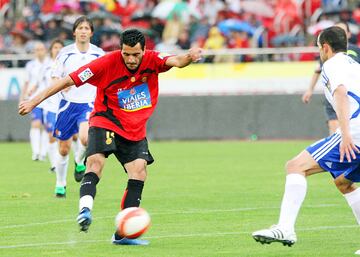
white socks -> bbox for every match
[40,130,48,158]
[278,173,307,232]
[30,128,41,158]
[79,195,94,211]
[48,141,58,169]
[344,188,360,225]
[56,154,69,187]
[75,140,86,165]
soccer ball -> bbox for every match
[115,207,151,239]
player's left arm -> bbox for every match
[165,48,203,68]
[334,85,360,162]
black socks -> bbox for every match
[80,172,100,198]
[120,179,144,209]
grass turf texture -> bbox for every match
[0,141,359,257]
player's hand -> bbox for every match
[18,100,35,116]
[188,47,203,62]
[302,90,312,104]
[339,133,360,162]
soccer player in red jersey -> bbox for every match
[19,29,202,245]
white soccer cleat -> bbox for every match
[355,249,360,255]
[252,225,297,247]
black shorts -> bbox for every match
[86,127,154,166]
[323,98,337,121]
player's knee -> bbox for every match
[79,135,87,146]
[128,166,147,181]
[86,155,105,175]
[59,144,70,156]
[31,120,41,128]
[285,159,298,174]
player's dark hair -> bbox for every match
[120,29,145,50]
[73,16,94,33]
[49,39,64,58]
[49,39,64,50]
[318,26,347,53]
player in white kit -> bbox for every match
[20,42,50,162]
[40,39,64,172]
[252,27,360,247]
[52,16,104,197]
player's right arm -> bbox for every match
[19,75,74,115]
[333,85,359,162]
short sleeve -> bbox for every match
[323,59,347,95]
[69,54,107,87]
[152,51,173,73]
[51,55,65,79]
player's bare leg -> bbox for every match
[252,150,324,246]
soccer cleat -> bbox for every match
[77,207,92,232]
[252,225,297,247]
[55,186,66,198]
[74,162,86,182]
[111,234,149,245]
[49,167,56,173]
[32,154,39,161]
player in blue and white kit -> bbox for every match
[253,26,360,247]
[40,39,64,172]
[302,21,360,135]
[20,42,50,161]
[52,16,105,197]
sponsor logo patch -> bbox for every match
[117,83,152,112]
[78,68,94,82]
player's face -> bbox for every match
[51,42,63,59]
[121,43,144,70]
[73,21,93,44]
[34,43,47,60]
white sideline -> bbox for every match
[0,204,339,230]
[0,224,358,249]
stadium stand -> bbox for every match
[0,0,359,67]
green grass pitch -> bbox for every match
[0,141,359,257]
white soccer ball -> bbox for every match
[115,207,151,239]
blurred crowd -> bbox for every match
[0,0,359,66]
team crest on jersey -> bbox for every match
[117,83,152,112]
[78,67,94,82]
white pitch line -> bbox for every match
[0,224,358,249]
[0,204,340,230]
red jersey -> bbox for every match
[69,50,172,141]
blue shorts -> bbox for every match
[44,111,57,133]
[53,100,93,141]
[306,132,360,182]
[31,107,44,123]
